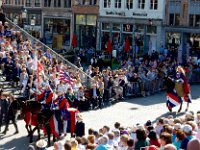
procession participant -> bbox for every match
[175,66,192,112]
[53,91,70,136]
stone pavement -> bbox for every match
[0,83,200,150]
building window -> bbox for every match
[5,0,11,4]
[26,0,31,7]
[126,0,133,9]
[150,0,158,10]
[104,0,111,8]
[44,0,51,7]
[14,0,20,5]
[64,0,71,8]
[115,0,121,8]
[169,14,174,25]
[102,23,110,30]
[28,14,41,25]
[169,13,180,26]
[138,0,145,9]
[189,15,194,26]
[54,0,61,7]
[35,0,40,7]
[195,15,200,27]
[175,14,180,25]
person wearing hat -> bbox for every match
[172,123,182,143]
[38,83,54,109]
[180,124,194,149]
[35,139,47,150]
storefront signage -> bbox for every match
[123,24,133,32]
[106,11,125,16]
[132,12,147,17]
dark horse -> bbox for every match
[2,96,56,146]
[30,108,57,147]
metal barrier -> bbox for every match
[6,18,94,88]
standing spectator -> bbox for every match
[187,138,200,150]
[159,132,172,150]
[0,9,6,25]
[173,129,185,150]
[20,68,29,94]
[127,138,134,150]
[180,124,194,149]
[148,130,160,147]
[135,128,150,150]
[75,113,85,137]
[95,136,112,150]
[155,118,164,136]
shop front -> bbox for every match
[165,27,200,60]
[99,19,158,56]
[43,18,71,51]
[75,14,97,49]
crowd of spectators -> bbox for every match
[0,16,200,112]
[29,110,200,150]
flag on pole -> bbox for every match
[106,38,112,54]
[58,69,75,86]
[37,61,44,73]
[71,34,77,48]
[124,37,130,52]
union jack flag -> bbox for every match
[58,69,75,86]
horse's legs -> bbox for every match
[29,126,37,143]
[178,103,183,113]
[25,124,30,136]
[2,118,10,134]
[166,103,172,112]
[53,135,56,142]
[37,127,41,140]
[29,125,32,135]
[185,102,189,112]
[11,117,19,134]
[47,132,51,147]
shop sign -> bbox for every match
[132,12,147,17]
[106,11,125,16]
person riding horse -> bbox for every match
[165,66,191,113]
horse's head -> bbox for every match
[26,100,42,114]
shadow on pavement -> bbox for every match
[0,135,30,150]
[151,111,186,125]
